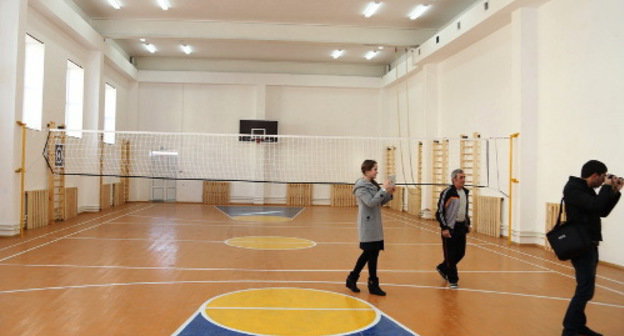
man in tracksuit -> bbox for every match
[435,169,470,289]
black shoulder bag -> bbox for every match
[546,198,592,261]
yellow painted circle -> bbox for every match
[225,236,316,250]
[202,288,379,336]
[232,215,292,222]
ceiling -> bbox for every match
[69,0,479,75]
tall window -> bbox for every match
[104,83,117,144]
[22,34,45,130]
[65,60,84,138]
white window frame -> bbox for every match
[104,83,117,144]
[65,60,84,138]
[22,34,45,131]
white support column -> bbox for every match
[510,7,540,243]
[421,63,439,218]
[253,84,268,204]
[79,50,104,212]
[0,0,28,235]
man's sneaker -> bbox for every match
[436,266,448,281]
[449,282,458,289]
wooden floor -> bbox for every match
[1,203,623,335]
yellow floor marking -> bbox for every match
[204,288,378,336]
[225,236,316,250]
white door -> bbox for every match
[150,152,177,202]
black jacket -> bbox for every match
[563,176,620,241]
[436,185,471,230]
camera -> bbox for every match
[607,174,624,185]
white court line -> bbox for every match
[64,236,446,246]
[105,221,368,229]
[384,212,624,296]
[0,263,554,274]
[0,279,621,309]
[0,205,153,263]
[128,214,357,226]
[395,212,624,286]
[477,241,624,286]
[0,204,147,253]
[205,307,374,311]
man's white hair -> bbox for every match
[451,169,464,181]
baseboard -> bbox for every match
[79,205,101,213]
[0,222,20,236]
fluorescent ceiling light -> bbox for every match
[107,0,121,10]
[156,0,171,10]
[365,50,378,60]
[180,44,193,55]
[331,49,344,59]
[150,150,178,156]
[143,43,157,53]
[408,4,431,20]
[363,1,382,18]
[139,38,146,42]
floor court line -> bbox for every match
[386,212,624,295]
[0,263,555,274]
[0,204,148,253]
[0,279,622,309]
[0,205,153,263]
[63,236,449,246]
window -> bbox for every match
[65,60,84,137]
[22,34,45,130]
[104,83,117,144]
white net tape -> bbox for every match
[43,129,509,189]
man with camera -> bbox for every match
[561,160,622,336]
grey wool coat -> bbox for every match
[353,178,393,243]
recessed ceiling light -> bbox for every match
[180,44,193,55]
[365,50,378,60]
[156,0,171,11]
[107,0,122,10]
[408,4,431,20]
[363,1,382,18]
[139,38,146,42]
[331,49,344,59]
[377,46,384,50]
[143,43,157,53]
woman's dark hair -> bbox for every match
[361,159,380,189]
[361,159,377,174]
[581,160,607,178]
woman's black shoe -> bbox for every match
[346,272,360,293]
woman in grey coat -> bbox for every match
[346,159,394,296]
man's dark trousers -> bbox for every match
[438,222,467,284]
[562,246,598,334]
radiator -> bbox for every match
[406,187,422,216]
[65,187,78,220]
[330,184,356,207]
[287,184,312,206]
[203,181,230,205]
[113,183,125,207]
[545,202,565,250]
[100,184,112,210]
[474,195,503,237]
[26,190,49,229]
[388,186,404,211]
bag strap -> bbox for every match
[555,197,564,227]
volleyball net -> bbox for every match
[43,129,510,192]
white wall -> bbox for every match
[383,0,624,265]
[23,7,134,212]
[536,0,624,265]
[135,82,381,204]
